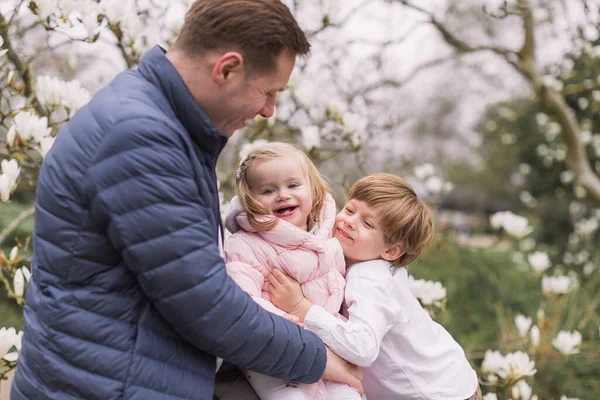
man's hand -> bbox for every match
[323,346,363,395]
[267,269,307,314]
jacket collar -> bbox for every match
[138,45,228,163]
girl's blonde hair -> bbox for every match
[235,142,329,231]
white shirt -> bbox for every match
[304,260,478,400]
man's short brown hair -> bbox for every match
[348,173,435,267]
[174,0,310,72]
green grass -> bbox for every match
[1,200,33,331]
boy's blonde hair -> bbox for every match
[348,173,434,266]
[235,142,329,231]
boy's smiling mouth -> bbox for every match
[336,227,353,241]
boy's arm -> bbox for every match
[269,264,399,368]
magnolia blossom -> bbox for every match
[414,163,435,180]
[408,276,446,306]
[1,159,21,189]
[483,394,498,400]
[301,125,321,150]
[575,217,599,236]
[0,175,10,202]
[38,136,56,158]
[36,76,63,107]
[497,351,537,381]
[552,330,582,355]
[21,266,32,282]
[514,379,533,400]
[530,326,540,347]
[515,315,532,337]
[31,0,60,21]
[0,36,7,57]
[61,80,92,112]
[101,0,128,24]
[238,139,268,160]
[424,176,444,194]
[490,211,533,238]
[481,350,507,375]
[527,251,551,273]
[13,268,25,297]
[7,111,52,145]
[0,327,20,359]
[78,0,101,38]
[541,75,564,91]
[542,275,573,295]
[3,330,23,362]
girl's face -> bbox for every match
[246,156,313,231]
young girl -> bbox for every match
[223,142,360,400]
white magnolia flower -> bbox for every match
[414,163,436,180]
[497,351,537,381]
[424,176,444,194]
[239,139,268,160]
[9,246,18,261]
[491,211,533,238]
[13,268,25,297]
[38,136,56,158]
[0,36,7,57]
[1,159,21,189]
[78,0,101,38]
[21,266,31,282]
[575,217,599,236]
[301,125,321,150]
[61,80,91,111]
[577,98,589,110]
[101,0,127,24]
[481,350,507,375]
[36,75,63,107]
[342,111,367,133]
[542,275,573,295]
[530,325,540,347]
[7,111,52,144]
[541,75,564,91]
[483,394,498,400]
[0,327,18,357]
[528,251,551,273]
[552,330,582,355]
[560,170,575,184]
[4,330,24,362]
[535,113,549,126]
[0,175,11,203]
[31,0,60,21]
[560,397,583,400]
[515,379,533,400]
[515,315,532,337]
[408,276,446,305]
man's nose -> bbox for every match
[259,97,276,118]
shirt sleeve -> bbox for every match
[85,118,326,383]
[304,264,399,367]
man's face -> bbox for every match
[333,199,394,266]
[217,50,296,136]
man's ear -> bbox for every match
[212,51,245,85]
[381,243,404,262]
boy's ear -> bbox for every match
[381,243,404,262]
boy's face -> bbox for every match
[333,199,401,266]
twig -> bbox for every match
[0,206,35,246]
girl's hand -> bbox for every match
[267,269,311,320]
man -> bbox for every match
[11,1,361,399]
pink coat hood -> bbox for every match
[224,193,346,316]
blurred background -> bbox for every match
[1,0,599,398]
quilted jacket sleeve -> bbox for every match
[85,118,326,383]
[225,235,286,316]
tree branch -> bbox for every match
[0,206,35,246]
[0,11,46,117]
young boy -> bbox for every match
[267,173,482,400]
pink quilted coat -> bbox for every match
[224,193,350,399]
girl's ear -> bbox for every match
[381,243,404,262]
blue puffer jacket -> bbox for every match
[11,46,326,400]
